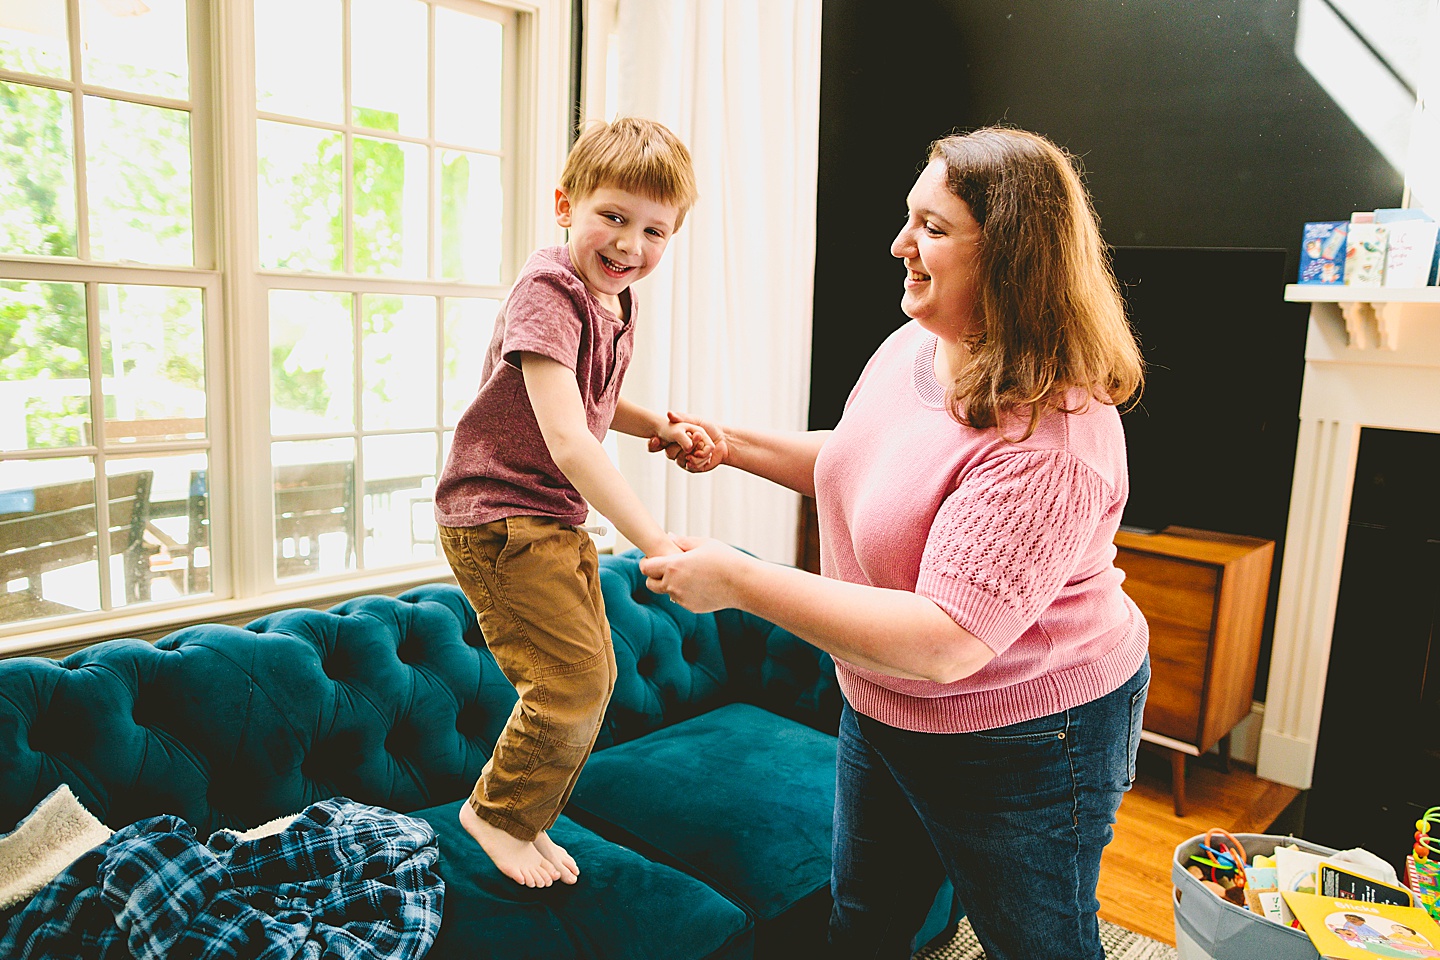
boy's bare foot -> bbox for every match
[534,830,580,884]
[458,802,561,888]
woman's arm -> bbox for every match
[652,411,829,498]
[639,538,996,683]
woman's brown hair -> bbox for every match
[928,126,1143,440]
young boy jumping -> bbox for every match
[434,117,711,888]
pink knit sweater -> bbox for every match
[813,321,1148,733]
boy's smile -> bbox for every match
[556,186,680,316]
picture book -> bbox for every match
[1374,208,1433,225]
[1276,845,1330,894]
[1345,223,1389,287]
[1284,891,1440,958]
[1383,220,1440,288]
[1320,862,1416,907]
[1300,221,1349,284]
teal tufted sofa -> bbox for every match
[0,551,958,959]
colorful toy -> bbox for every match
[1415,808,1440,861]
[1409,808,1440,922]
[1189,828,1249,903]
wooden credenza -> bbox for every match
[1113,525,1275,816]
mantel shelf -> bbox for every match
[1284,284,1440,349]
[1285,284,1440,304]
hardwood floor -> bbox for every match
[1098,747,1300,944]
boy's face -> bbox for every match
[556,185,680,313]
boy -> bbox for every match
[434,118,712,888]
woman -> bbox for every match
[639,126,1149,960]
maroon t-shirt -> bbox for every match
[435,245,635,527]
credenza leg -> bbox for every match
[1171,750,1187,818]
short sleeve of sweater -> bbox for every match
[916,449,1109,655]
[500,270,585,371]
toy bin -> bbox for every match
[1172,832,1338,960]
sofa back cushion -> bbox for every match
[596,552,839,750]
[0,586,510,835]
[0,553,838,836]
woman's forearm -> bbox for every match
[728,559,994,683]
[721,426,830,498]
[642,541,996,683]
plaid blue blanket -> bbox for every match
[0,798,443,959]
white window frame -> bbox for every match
[2,0,570,655]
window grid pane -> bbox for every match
[84,96,195,266]
[0,1,70,80]
[253,0,342,123]
[79,0,190,101]
[0,280,89,452]
[0,80,78,258]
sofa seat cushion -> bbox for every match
[568,703,836,923]
[410,800,751,960]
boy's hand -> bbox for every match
[648,411,728,473]
[652,418,715,471]
[639,536,745,612]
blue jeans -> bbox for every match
[829,657,1150,960]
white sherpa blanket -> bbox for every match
[0,784,113,910]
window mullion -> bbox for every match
[66,0,90,262]
[342,0,354,278]
[216,0,271,597]
[83,279,114,610]
[352,290,366,569]
[427,2,437,283]
[190,0,218,271]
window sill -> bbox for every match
[1,562,458,662]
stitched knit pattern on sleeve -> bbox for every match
[434,245,634,527]
[813,321,1148,733]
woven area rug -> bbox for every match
[914,916,1178,960]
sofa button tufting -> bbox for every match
[636,654,657,677]
[681,638,698,662]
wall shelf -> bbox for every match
[1284,285,1440,349]
[1284,285,1440,303]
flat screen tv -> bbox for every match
[1110,246,1307,543]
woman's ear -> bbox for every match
[554,187,573,228]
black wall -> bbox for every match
[812,0,1407,698]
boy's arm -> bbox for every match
[612,397,712,468]
[609,396,666,439]
[521,353,678,557]
[651,411,828,498]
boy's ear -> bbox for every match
[554,187,573,228]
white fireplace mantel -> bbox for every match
[1257,285,1440,788]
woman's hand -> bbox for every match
[648,411,729,473]
[638,536,748,612]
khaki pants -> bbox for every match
[439,517,617,841]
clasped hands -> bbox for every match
[640,411,746,612]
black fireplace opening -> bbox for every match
[1303,427,1440,874]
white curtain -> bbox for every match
[603,0,822,565]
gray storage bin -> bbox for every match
[1172,832,1339,960]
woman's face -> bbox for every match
[890,158,983,344]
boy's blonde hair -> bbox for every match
[560,117,699,228]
